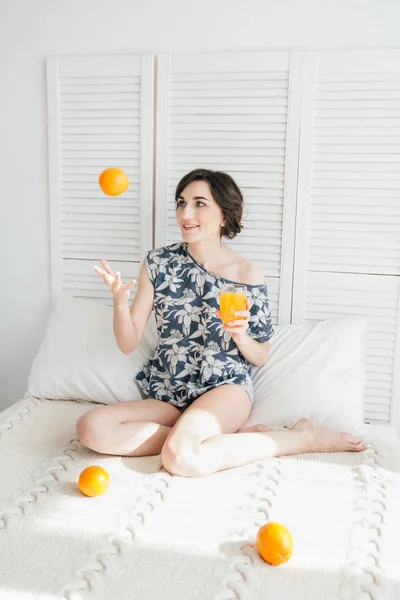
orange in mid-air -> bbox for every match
[78,466,110,497]
[256,522,293,565]
[99,167,129,196]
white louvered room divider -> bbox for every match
[46,50,400,431]
[46,55,154,304]
[155,52,303,325]
[292,50,400,428]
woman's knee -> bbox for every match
[76,408,108,451]
[161,434,205,477]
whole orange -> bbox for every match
[99,167,129,196]
[256,522,293,565]
[78,466,110,497]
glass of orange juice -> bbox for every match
[219,283,247,326]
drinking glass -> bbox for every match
[219,283,247,326]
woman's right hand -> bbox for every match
[94,258,136,303]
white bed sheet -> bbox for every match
[1,397,400,600]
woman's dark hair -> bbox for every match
[175,168,243,239]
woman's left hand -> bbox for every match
[216,299,252,341]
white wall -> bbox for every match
[1,0,400,411]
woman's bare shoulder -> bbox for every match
[233,253,265,286]
[222,247,265,285]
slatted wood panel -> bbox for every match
[166,69,289,275]
[61,260,140,305]
[304,272,399,424]
[309,69,400,275]
[47,55,154,303]
[293,51,400,426]
[156,52,302,324]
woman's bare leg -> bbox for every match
[238,424,273,433]
[76,399,181,456]
[201,418,366,474]
[161,386,366,477]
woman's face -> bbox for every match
[176,180,225,243]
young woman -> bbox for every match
[76,168,366,477]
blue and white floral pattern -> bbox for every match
[135,242,274,409]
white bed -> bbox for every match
[3,298,400,599]
[1,396,400,600]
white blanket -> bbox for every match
[1,397,400,600]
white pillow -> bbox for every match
[28,296,366,434]
[245,318,367,434]
[27,294,157,404]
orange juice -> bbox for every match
[219,285,247,325]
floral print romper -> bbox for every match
[135,242,274,410]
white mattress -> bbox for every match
[1,397,400,600]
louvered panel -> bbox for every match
[60,199,141,260]
[302,271,400,424]
[60,141,140,152]
[170,123,288,133]
[59,70,140,261]
[62,259,140,305]
[61,123,140,135]
[293,51,400,433]
[61,188,141,199]
[47,55,154,303]
[166,63,289,266]
[167,64,289,268]
[156,52,302,324]
[308,69,400,276]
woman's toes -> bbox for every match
[344,435,366,451]
[353,439,366,451]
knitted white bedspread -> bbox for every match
[1,398,400,600]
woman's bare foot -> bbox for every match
[291,418,366,453]
[237,424,273,434]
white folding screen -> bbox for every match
[155,52,303,326]
[46,55,154,304]
[292,50,400,427]
[46,50,400,429]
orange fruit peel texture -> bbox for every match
[256,522,293,565]
[78,466,110,497]
[99,168,129,196]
